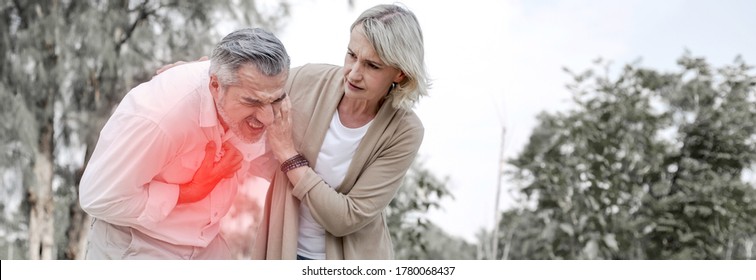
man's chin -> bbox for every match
[238,132,264,144]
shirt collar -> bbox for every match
[198,73,220,128]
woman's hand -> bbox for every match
[267,96,298,164]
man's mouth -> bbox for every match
[247,118,263,129]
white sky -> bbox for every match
[260,0,756,243]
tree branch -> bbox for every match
[115,1,155,53]
[11,0,27,29]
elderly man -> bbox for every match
[79,28,289,259]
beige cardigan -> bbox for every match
[252,64,424,259]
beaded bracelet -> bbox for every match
[280,153,309,173]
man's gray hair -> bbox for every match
[210,28,290,86]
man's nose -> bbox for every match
[257,104,275,126]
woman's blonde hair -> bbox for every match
[351,4,430,110]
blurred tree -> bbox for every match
[504,52,756,259]
[1,0,289,259]
[493,209,549,259]
[419,223,477,260]
[387,160,468,259]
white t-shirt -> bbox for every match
[296,110,372,259]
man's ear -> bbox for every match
[209,75,220,99]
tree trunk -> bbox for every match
[64,143,97,260]
[64,199,89,259]
[28,152,54,260]
[502,225,515,260]
[725,236,734,260]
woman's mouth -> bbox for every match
[347,81,363,91]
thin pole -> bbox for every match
[491,126,506,259]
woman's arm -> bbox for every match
[298,122,423,236]
[267,106,423,236]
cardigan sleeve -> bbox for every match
[291,115,424,237]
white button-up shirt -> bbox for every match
[79,61,275,247]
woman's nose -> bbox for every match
[347,63,362,81]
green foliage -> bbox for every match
[388,160,472,259]
[504,52,756,259]
[418,223,477,260]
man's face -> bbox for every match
[210,64,287,143]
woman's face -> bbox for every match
[343,25,405,103]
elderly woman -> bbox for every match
[257,4,430,260]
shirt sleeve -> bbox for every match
[79,112,180,229]
[291,119,424,237]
